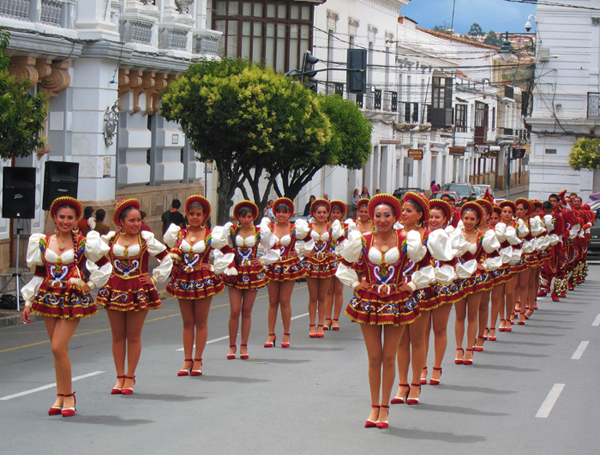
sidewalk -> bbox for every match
[495,184,529,200]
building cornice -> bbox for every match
[363,0,407,13]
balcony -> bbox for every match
[193,29,222,57]
[0,0,76,29]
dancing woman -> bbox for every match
[325,200,350,331]
[217,201,279,359]
[264,198,310,348]
[513,198,536,326]
[336,194,425,429]
[164,195,233,375]
[22,197,111,417]
[300,199,342,338]
[97,199,173,393]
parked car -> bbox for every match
[430,191,460,203]
[473,184,494,199]
[441,183,477,200]
[392,187,426,200]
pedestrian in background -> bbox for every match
[431,180,440,193]
[264,199,275,221]
[351,188,360,218]
[140,211,152,233]
[361,187,370,199]
[93,209,111,235]
[78,206,94,235]
[162,199,185,235]
[303,195,316,216]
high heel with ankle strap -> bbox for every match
[463,348,474,365]
[376,405,389,428]
[420,366,427,385]
[316,324,325,338]
[281,333,291,348]
[61,392,76,417]
[332,318,340,331]
[48,394,63,416]
[309,324,317,339]
[190,359,203,376]
[264,333,277,348]
[240,344,249,360]
[455,348,464,365]
[365,405,379,428]
[227,345,236,360]
[111,375,126,394]
[178,359,193,375]
[391,384,410,404]
[406,384,421,405]
[429,367,443,386]
[121,376,136,394]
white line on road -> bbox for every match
[0,371,105,401]
[291,312,309,320]
[571,341,590,360]
[536,384,565,418]
[592,314,600,327]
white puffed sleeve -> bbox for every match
[295,238,315,257]
[549,234,559,246]
[522,239,535,254]
[26,233,45,268]
[456,259,477,279]
[483,256,502,271]
[407,265,435,291]
[505,226,521,245]
[163,223,181,249]
[494,223,507,243]
[448,228,470,256]
[427,230,456,262]
[537,235,550,251]
[544,215,554,232]
[339,230,363,263]
[21,276,44,306]
[294,219,310,240]
[259,217,275,249]
[406,230,427,263]
[482,230,501,254]
[516,219,529,238]
[393,221,403,230]
[211,222,233,249]
[331,220,343,241]
[336,262,360,290]
[510,248,522,265]
[499,246,513,264]
[84,231,111,290]
[530,216,545,236]
[456,219,464,231]
[435,264,457,285]
[142,231,173,284]
[569,224,580,240]
[260,249,281,266]
[345,219,357,232]
[212,249,236,275]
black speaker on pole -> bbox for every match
[2,167,36,219]
[42,161,79,211]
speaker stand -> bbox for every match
[13,225,23,312]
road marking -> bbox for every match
[0,371,105,401]
[571,341,589,360]
[291,312,309,320]
[536,383,565,418]
[592,314,600,327]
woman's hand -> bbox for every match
[398,283,413,293]
[355,281,370,292]
[251,258,262,267]
[327,252,337,260]
[82,284,91,293]
[140,276,154,286]
[477,263,485,271]
[289,250,298,258]
[22,306,32,324]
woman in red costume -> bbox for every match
[355,198,372,235]
[164,195,233,375]
[217,201,279,360]
[22,197,111,417]
[513,198,536,326]
[325,200,350,331]
[264,198,310,348]
[97,199,173,393]
[300,199,342,338]
[336,194,424,429]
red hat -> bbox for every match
[403,192,430,223]
[310,198,331,217]
[583,203,591,210]
[356,198,370,211]
[49,196,82,221]
[429,199,452,222]
[515,198,533,217]
[185,195,211,222]
[558,190,567,205]
[460,201,484,221]
[476,198,493,216]
[273,197,294,215]
[531,199,543,211]
[233,200,258,221]
[368,194,402,222]
[113,198,141,226]
[499,200,517,214]
[483,188,494,203]
[330,200,347,218]
[493,205,502,216]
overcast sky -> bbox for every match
[400,0,537,34]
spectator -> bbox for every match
[162,199,185,234]
[430,180,439,193]
[323,193,329,201]
[264,200,275,221]
[351,188,360,218]
[77,206,94,235]
[304,195,316,216]
[360,187,370,199]
[93,209,111,235]
[375,189,381,195]
[140,211,153,233]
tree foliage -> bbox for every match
[569,138,600,170]
[160,57,333,223]
[433,25,451,34]
[0,28,48,159]
[468,23,485,37]
[484,30,500,47]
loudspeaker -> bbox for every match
[2,167,36,219]
[42,161,79,211]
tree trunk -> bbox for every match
[215,163,242,225]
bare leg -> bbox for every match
[407,313,429,400]
[465,292,482,363]
[192,297,212,370]
[106,310,127,390]
[178,300,195,369]
[123,310,148,389]
[396,328,411,391]
[476,290,491,349]
[266,281,281,344]
[279,281,295,345]
[316,277,332,336]
[422,312,432,382]
[240,289,258,357]
[517,269,531,325]
[454,298,467,358]
[46,318,80,409]
[332,277,344,329]
[306,277,318,335]
[228,288,243,356]
[504,276,516,330]
[431,303,453,382]
[490,283,505,338]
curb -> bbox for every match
[0,311,43,328]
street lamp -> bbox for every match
[499,31,513,62]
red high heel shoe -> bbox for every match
[332,318,340,331]
[61,392,76,417]
[240,344,249,360]
[227,346,236,360]
[482,327,489,340]
[316,324,325,338]
[474,336,485,352]
[121,376,136,394]
[365,405,379,428]
[190,359,203,377]
[309,324,317,338]
[430,367,443,386]
[111,375,126,394]
[376,405,389,428]
[463,348,474,365]
[281,333,291,348]
[406,384,421,405]
[178,359,193,375]
[488,327,497,341]
[264,334,277,347]
[391,384,410,404]
[498,319,506,332]
[455,348,464,365]
[420,366,427,385]
[323,318,332,330]
[48,394,63,416]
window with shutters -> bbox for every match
[430,76,453,128]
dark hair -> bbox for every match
[237,206,253,218]
[549,193,559,201]
[119,205,139,222]
[188,201,204,213]
[441,194,455,202]
[404,200,422,221]
[375,202,396,217]
[275,203,290,214]
[516,201,528,211]
[468,196,477,201]
[569,193,578,198]
[309,195,316,201]
[55,204,77,217]
[542,201,553,211]
[140,211,147,219]
[312,203,329,213]
[462,208,480,221]
[430,206,447,219]
[171,199,181,209]
[83,206,94,218]
[96,209,106,222]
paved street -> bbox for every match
[1,270,599,455]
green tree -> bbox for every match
[569,138,600,170]
[433,25,451,34]
[468,23,485,36]
[160,57,332,223]
[484,30,500,47]
[0,28,47,159]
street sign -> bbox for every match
[449,147,466,156]
[408,149,423,160]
